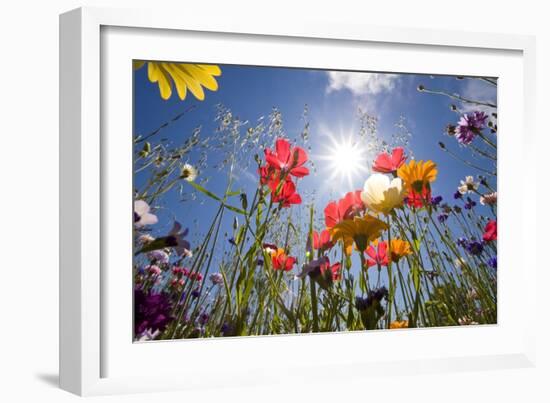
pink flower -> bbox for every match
[483,220,497,242]
[365,241,389,267]
[372,147,407,174]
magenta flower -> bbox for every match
[455,111,488,145]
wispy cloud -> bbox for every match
[326,71,399,96]
[460,78,498,116]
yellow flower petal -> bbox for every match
[148,63,172,100]
[182,64,219,91]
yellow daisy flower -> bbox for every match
[134,61,222,101]
[331,215,388,254]
[389,320,409,329]
[397,159,438,192]
[389,239,412,262]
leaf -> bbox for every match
[412,264,421,291]
[188,181,222,202]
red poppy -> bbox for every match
[312,229,334,250]
[405,186,431,208]
[271,248,296,271]
[264,138,309,178]
[483,220,497,242]
[270,177,302,207]
[372,147,407,174]
[320,260,342,282]
[324,190,365,228]
[258,165,278,186]
[365,241,389,267]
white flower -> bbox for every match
[134,200,158,227]
[181,163,197,182]
[361,173,406,214]
[480,192,497,205]
[458,175,479,194]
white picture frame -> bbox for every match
[60,6,537,396]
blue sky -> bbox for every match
[134,63,497,270]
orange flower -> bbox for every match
[389,320,409,329]
[397,160,438,208]
[389,239,412,263]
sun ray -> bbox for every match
[314,128,370,195]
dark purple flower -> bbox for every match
[455,112,488,145]
[191,288,201,299]
[198,312,210,326]
[431,195,443,206]
[453,190,463,200]
[355,286,388,311]
[464,197,477,210]
[220,322,235,336]
[134,289,174,336]
[466,240,484,256]
[437,213,449,223]
[456,237,468,248]
[487,256,497,269]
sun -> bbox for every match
[317,132,369,190]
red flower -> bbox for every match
[405,186,431,208]
[483,220,497,242]
[264,138,309,178]
[271,248,296,271]
[312,229,334,250]
[372,147,407,174]
[365,241,389,267]
[320,261,342,282]
[324,190,365,228]
[270,177,302,207]
[258,165,278,186]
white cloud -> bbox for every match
[326,71,399,96]
[459,78,498,116]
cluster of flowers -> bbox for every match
[258,138,309,207]
[258,141,423,286]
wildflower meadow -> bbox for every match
[133,62,497,341]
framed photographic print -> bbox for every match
[60,6,537,396]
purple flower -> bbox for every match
[437,213,449,223]
[455,111,488,145]
[147,250,169,265]
[165,222,192,257]
[456,237,468,248]
[487,256,497,269]
[191,288,201,299]
[134,289,174,336]
[453,190,463,200]
[220,322,235,336]
[355,287,388,311]
[466,240,484,256]
[431,195,443,206]
[464,197,477,210]
[198,312,210,326]
[209,272,224,285]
